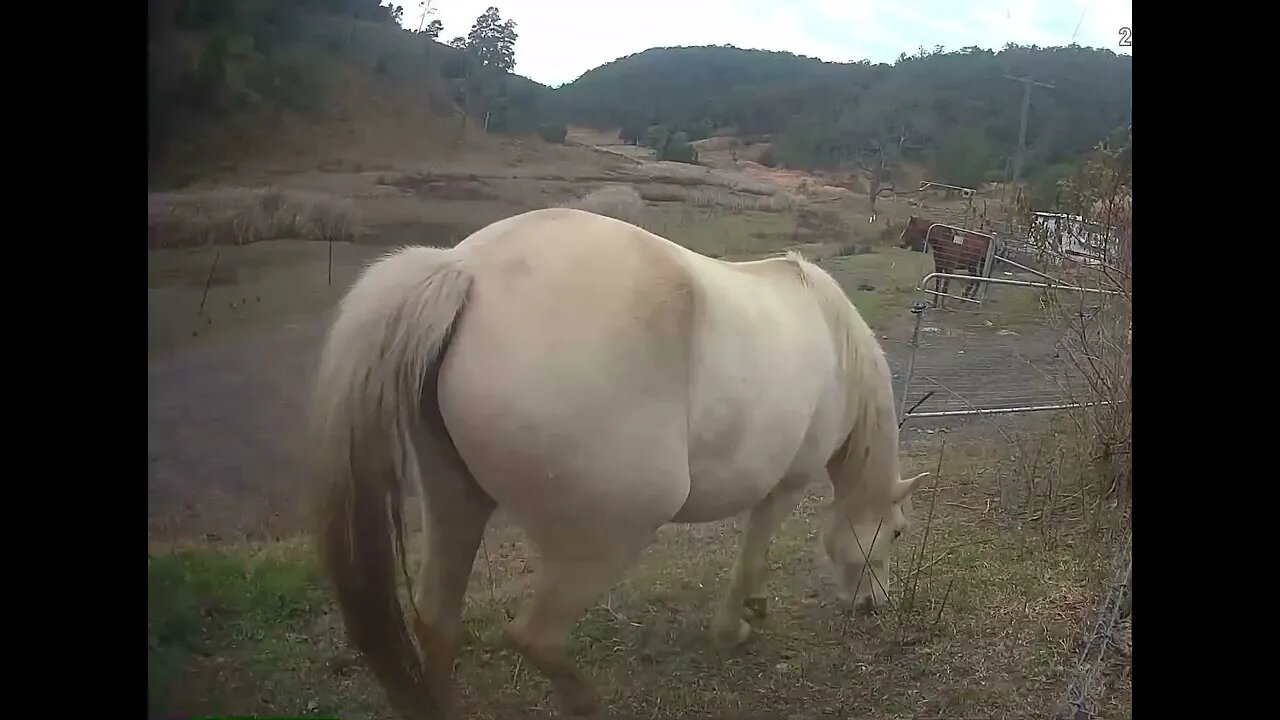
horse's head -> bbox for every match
[899,216,927,253]
[820,471,931,611]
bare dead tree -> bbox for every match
[855,126,917,222]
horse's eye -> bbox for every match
[893,530,903,540]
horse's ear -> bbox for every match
[895,472,931,502]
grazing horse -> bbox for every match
[310,208,930,720]
[899,215,997,307]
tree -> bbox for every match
[424,18,443,38]
[619,116,648,145]
[854,125,918,219]
[463,6,518,72]
[643,125,670,154]
[931,126,992,189]
[660,131,698,164]
[538,123,568,144]
[448,36,466,49]
[389,4,403,24]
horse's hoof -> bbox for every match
[712,617,752,646]
[743,596,768,619]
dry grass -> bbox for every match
[691,136,740,152]
[148,187,362,249]
[1016,140,1132,503]
[147,424,1130,720]
[560,184,654,231]
[687,186,798,212]
[615,157,790,198]
[630,183,797,213]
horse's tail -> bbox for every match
[309,245,473,720]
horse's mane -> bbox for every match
[782,251,900,501]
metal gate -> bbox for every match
[897,272,1125,423]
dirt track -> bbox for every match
[148,319,328,541]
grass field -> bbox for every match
[148,136,1130,720]
[819,248,932,332]
[148,426,1130,719]
[148,241,390,358]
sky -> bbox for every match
[401,0,1132,87]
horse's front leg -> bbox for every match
[711,475,811,646]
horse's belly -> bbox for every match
[673,361,838,524]
[670,270,841,523]
[674,455,790,523]
[674,391,843,523]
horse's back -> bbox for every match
[435,209,843,533]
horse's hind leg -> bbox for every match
[409,433,496,715]
[712,474,810,645]
[505,538,649,716]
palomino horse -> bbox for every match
[899,215,998,307]
[310,208,930,720]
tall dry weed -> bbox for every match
[148,187,361,249]
[1016,129,1131,504]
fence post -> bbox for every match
[977,233,999,303]
[898,300,929,424]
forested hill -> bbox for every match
[148,0,553,187]
[149,0,1130,200]
[552,44,1132,193]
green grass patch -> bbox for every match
[818,246,933,331]
[648,205,799,258]
[148,541,340,716]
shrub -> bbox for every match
[561,185,652,230]
[537,123,568,144]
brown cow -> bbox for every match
[899,216,998,307]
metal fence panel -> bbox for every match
[897,270,1124,424]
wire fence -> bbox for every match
[885,195,1132,717]
[1053,533,1132,720]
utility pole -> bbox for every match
[1003,74,1054,187]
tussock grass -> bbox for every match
[148,187,361,249]
[560,184,654,231]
